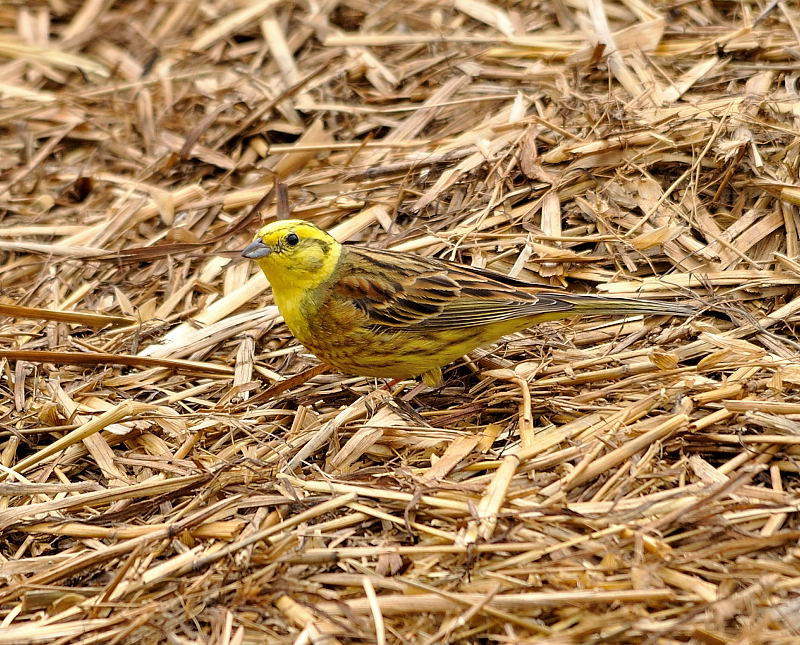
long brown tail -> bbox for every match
[548,293,695,318]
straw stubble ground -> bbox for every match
[1,0,800,643]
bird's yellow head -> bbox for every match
[241,219,341,293]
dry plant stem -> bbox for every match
[282,389,392,472]
[0,474,211,532]
[318,589,675,616]
[461,454,519,544]
[3,401,156,480]
[0,350,233,376]
[183,493,358,574]
[275,595,345,645]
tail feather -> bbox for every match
[552,293,695,318]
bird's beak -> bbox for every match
[241,239,271,259]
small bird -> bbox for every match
[242,220,694,386]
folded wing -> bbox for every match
[333,247,573,330]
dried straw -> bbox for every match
[1,0,799,642]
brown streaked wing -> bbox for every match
[334,246,572,330]
[333,247,458,327]
[413,295,575,329]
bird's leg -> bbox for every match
[381,378,401,390]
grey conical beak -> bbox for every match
[241,239,271,259]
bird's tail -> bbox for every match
[550,293,696,318]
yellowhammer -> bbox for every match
[242,220,693,386]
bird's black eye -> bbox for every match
[286,233,299,247]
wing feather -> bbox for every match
[332,246,569,331]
